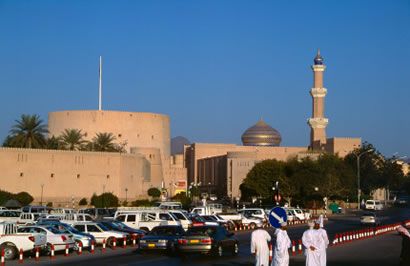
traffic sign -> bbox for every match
[268,207,288,228]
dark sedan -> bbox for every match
[177,225,238,257]
[98,220,145,243]
[139,225,185,254]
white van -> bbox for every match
[365,200,383,210]
[169,210,192,230]
[0,210,21,223]
[114,210,181,231]
[61,213,94,225]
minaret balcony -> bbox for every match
[307,117,329,128]
[311,65,326,71]
[310,87,327,97]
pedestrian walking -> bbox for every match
[314,219,329,266]
[272,222,291,266]
[302,221,320,266]
[251,228,272,266]
[397,225,410,266]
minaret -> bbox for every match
[308,50,328,150]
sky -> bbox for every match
[0,0,409,158]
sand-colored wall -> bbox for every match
[48,110,170,157]
[0,147,151,206]
[326,137,361,157]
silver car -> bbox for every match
[360,212,380,225]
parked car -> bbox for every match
[394,196,409,207]
[97,220,145,243]
[177,225,239,257]
[139,225,185,254]
[169,210,192,230]
[39,221,96,250]
[365,200,383,211]
[360,212,380,226]
[237,208,268,222]
[0,222,46,260]
[0,210,21,223]
[189,214,218,227]
[240,214,263,229]
[72,222,128,246]
[17,225,75,254]
[114,210,180,231]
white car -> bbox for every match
[238,208,268,222]
[365,200,383,211]
[0,222,46,260]
[72,222,128,246]
[18,225,75,253]
[169,210,192,230]
[240,214,263,229]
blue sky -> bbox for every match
[0,0,409,157]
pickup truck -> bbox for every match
[0,222,46,260]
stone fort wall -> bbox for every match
[48,110,170,157]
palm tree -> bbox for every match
[59,129,87,151]
[8,114,48,148]
[92,132,118,152]
[46,135,61,150]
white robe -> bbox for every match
[272,229,291,266]
[251,229,272,266]
[316,228,329,266]
[302,228,329,266]
[302,229,320,266]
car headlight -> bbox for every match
[158,239,168,243]
[140,240,146,243]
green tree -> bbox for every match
[90,192,119,208]
[7,114,48,148]
[13,191,34,205]
[59,129,87,151]
[46,135,61,150]
[91,132,118,152]
[79,198,88,206]
[172,192,192,209]
[147,187,161,198]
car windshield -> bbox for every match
[186,226,217,236]
[96,223,109,231]
[63,225,82,234]
[149,227,181,236]
[46,226,64,234]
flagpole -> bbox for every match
[99,56,102,111]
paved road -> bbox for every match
[6,206,409,266]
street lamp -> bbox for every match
[353,149,374,210]
[40,184,44,206]
[208,182,211,198]
[125,188,128,202]
[272,181,279,205]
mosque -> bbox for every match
[184,51,361,199]
[0,51,360,205]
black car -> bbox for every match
[98,220,145,243]
[177,225,239,257]
[139,225,185,254]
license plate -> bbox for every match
[148,243,155,248]
[190,240,199,243]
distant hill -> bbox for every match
[171,136,190,155]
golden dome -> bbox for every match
[241,119,282,146]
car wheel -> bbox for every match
[73,240,82,251]
[43,243,52,256]
[232,242,239,256]
[0,243,18,260]
[106,237,116,247]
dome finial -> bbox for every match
[314,49,324,65]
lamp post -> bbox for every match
[125,188,128,202]
[353,149,374,210]
[40,184,44,206]
[102,184,106,208]
[208,182,211,199]
[272,181,279,205]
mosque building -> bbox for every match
[0,51,360,205]
[184,51,361,200]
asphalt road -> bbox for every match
[6,206,410,266]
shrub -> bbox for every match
[79,198,88,206]
[46,202,53,207]
[131,199,155,207]
[147,187,161,198]
[14,192,34,206]
[90,192,119,208]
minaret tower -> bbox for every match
[308,50,328,150]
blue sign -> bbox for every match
[268,207,288,228]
